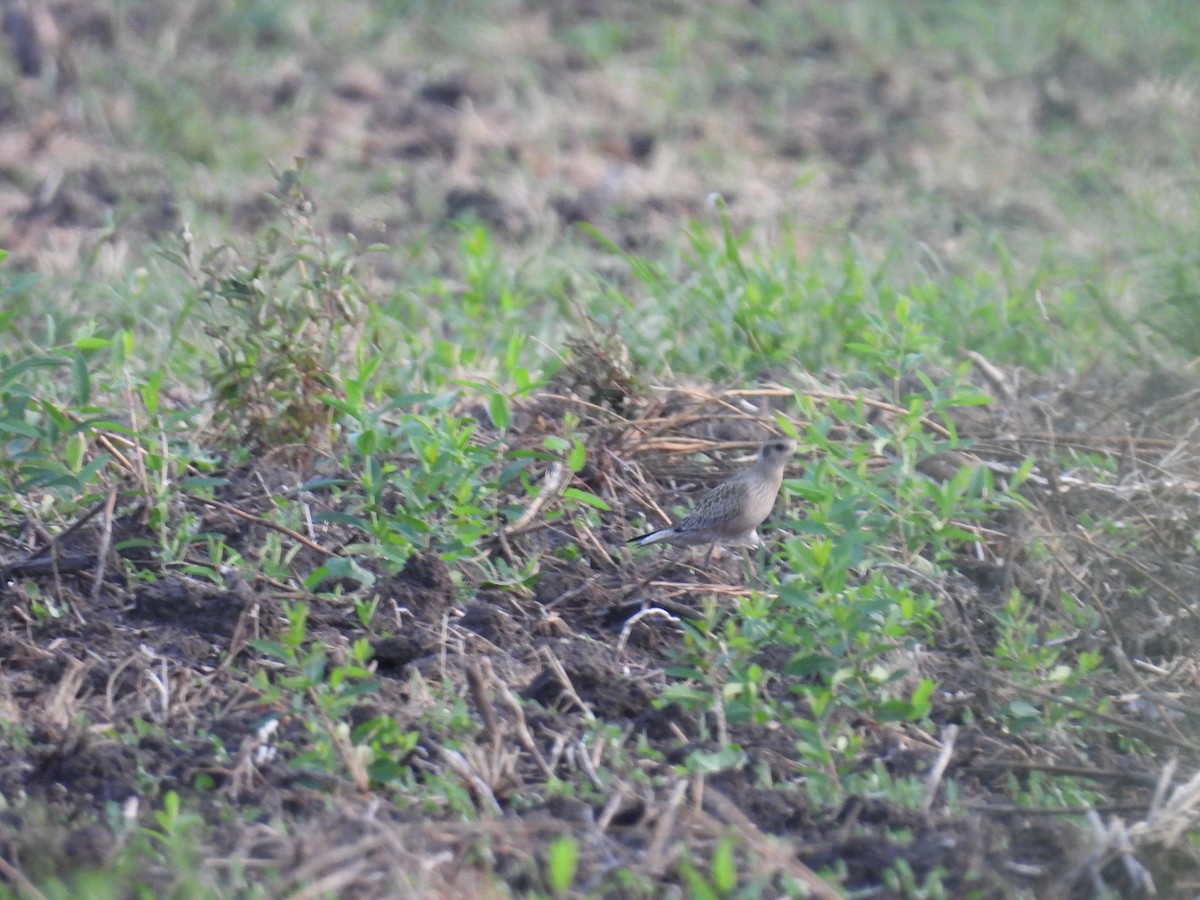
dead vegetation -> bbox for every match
[3,0,1200,896]
[1,342,1200,896]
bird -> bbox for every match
[628,438,797,567]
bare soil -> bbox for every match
[2,2,1200,897]
[3,364,1200,896]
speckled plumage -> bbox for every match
[629,439,796,565]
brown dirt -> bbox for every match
[2,361,1200,895]
[3,1,1200,897]
[4,0,1176,278]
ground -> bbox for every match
[2,1,1200,898]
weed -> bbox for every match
[4,1,1199,894]
[249,602,418,791]
[160,165,370,450]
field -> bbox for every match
[3,1,1200,896]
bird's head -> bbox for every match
[757,438,798,470]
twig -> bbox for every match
[541,572,604,610]
[533,392,634,424]
[495,676,554,779]
[504,461,569,535]
[440,747,502,816]
[596,786,628,832]
[980,670,1200,756]
[0,855,46,900]
[89,486,118,606]
[539,647,594,722]
[801,388,954,439]
[701,786,840,900]
[27,493,114,558]
[968,803,1151,816]
[965,350,1014,401]
[191,496,339,558]
[466,663,500,754]
[616,607,680,654]
[644,778,688,875]
[1,554,95,577]
[968,762,1157,786]
[923,724,957,811]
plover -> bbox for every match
[629,438,796,566]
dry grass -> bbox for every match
[4,1,1200,896]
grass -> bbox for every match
[1,195,1182,892]
[4,0,1200,896]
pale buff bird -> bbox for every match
[629,438,797,566]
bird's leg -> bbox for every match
[703,543,716,568]
[740,546,755,584]
[740,536,773,586]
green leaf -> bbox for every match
[1011,456,1035,489]
[304,557,376,591]
[298,476,349,491]
[73,336,112,351]
[546,835,578,894]
[677,858,718,900]
[685,746,745,774]
[114,538,156,555]
[318,394,366,419]
[70,354,89,405]
[0,420,41,438]
[1007,699,1041,723]
[178,476,231,490]
[562,487,609,511]
[248,639,295,663]
[567,440,586,472]
[0,271,41,299]
[0,356,69,389]
[710,837,737,895]
[382,392,436,409]
[74,453,111,486]
[17,466,78,490]
[784,653,835,677]
[911,679,935,716]
[489,392,510,430]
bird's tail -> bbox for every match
[628,528,672,546]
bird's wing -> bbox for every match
[675,476,749,531]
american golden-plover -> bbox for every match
[629,438,797,566]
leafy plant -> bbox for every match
[250,602,417,790]
[160,165,372,449]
